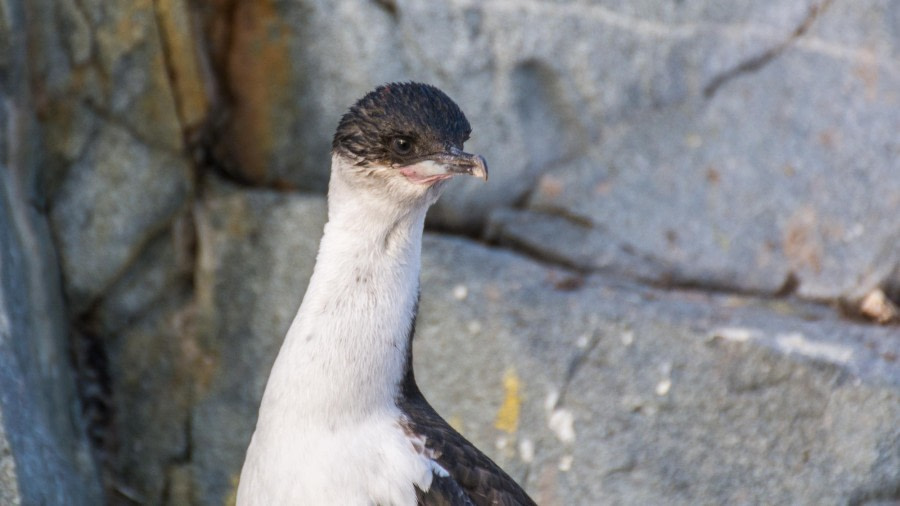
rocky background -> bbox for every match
[1,0,898,504]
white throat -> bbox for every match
[238,155,442,505]
[264,155,432,423]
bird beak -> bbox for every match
[434,146,489,181]
[399,147,489,184]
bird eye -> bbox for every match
[391,137,413,155]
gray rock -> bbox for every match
[83,219,193,506]
[28,0,187,188]
[30,0,194,319]
[214,0,406,190]
[91,218,194,335]
[0,408,22,506]
[484,0,900,300]
[103,290,194,506]
[78,0,184,152]
[210,0,900,299]
[415,235,900,505]
[189,182,327,505]
[0,0,104,501]
[49,122,192,314]
[0,130,104,506]
[485,206,672,281]
[207,0,880,233]
[0,223,103,504]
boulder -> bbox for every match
[415,235,900,505]
[483,0,900,300]
[33,0,195,315]
[49,123,192,313]
[0,108,104,506]
[0,0,104,502]
[205,0,900,300]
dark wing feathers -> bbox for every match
[400,297,536,506]
[416,474,476,506]
[399,383,537,506]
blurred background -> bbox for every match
[2,0,899,504]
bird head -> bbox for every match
[332,82,488,206]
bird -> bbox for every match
[236,82,537,506]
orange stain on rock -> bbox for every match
[224,0,292,182]
[155,0,210,131]
[537,175,565,200]
[783,208,823,274]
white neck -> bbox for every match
[257,155,432,426]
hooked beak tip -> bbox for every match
[471,154,489,181]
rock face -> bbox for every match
[213,0,899,298]
[416,236,900,505]
[3,0,899,504]
[1,0,104,503]
[0,172,105,506]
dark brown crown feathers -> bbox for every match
[332,82,472,166]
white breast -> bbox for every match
[237,157,439,505]
[237,409,435,506]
